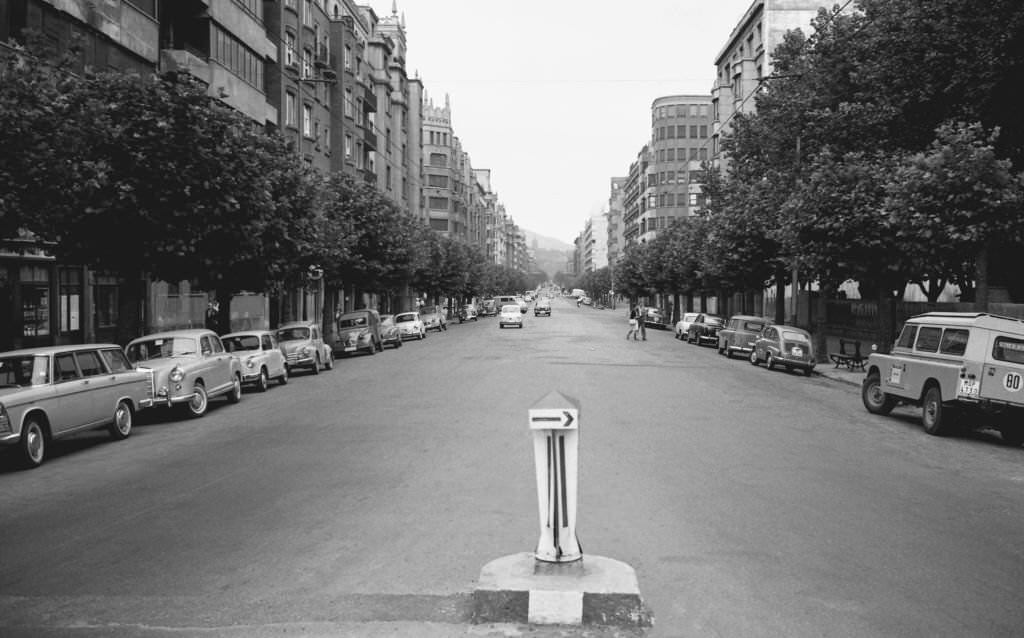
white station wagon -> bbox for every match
[0,344,154,468]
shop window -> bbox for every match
[20,264,50,337]
[94,274,119,329]
[59,267,82,333]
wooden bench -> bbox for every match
[829,338,866,371]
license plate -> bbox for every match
[344,346,356,352]
[958,378,980,398]
[889,367,903,385]
[792,346,803,357]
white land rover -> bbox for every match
[861,312,1024,445]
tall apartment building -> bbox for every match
[582,214,608,273]
[422,94,464,237]
[606,177,627,267]
[641,95,713,243]
[622,145,649,246]
[710,0,824,165]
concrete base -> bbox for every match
[472,553,652,627]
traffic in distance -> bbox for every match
[3,287,1023,469]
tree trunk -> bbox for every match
[814,282,832,363]
[974,245,989,312]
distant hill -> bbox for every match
[522,229,572,252]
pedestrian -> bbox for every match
[626,304,639,340]
[637,304,647,340]
[205,300,219,332]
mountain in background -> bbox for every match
[522,228,573,277]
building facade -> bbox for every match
[606,177,627,268]
[641,95,713,243]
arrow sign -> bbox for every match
[528,408,579,430]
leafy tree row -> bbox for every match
[0,42,528,338]
[611,0,1024,352]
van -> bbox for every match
[862,312,1024,444]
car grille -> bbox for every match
[286,353,302,364]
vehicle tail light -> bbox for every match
[0,405,10,434]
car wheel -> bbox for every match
[921,385,948,436]
[325,352,334,370]
[20,416,47,468]
[861,373,896,415]
[803,367,813,377]
[278,366,289,385]
[227,374,242,404]
[256,368,269,393]
[187,383,208,418]
[750,349,759,365]
[109,400,133,440]
[367,341,376,355]
[443,323,447,331]
[395,338,403,348]
[312,355,321,375]
[766,353,776,370]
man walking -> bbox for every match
[637,304,647,340]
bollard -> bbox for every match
[529,391,582,563]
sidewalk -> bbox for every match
[815,361,866,387]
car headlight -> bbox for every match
[169,365,185,383]
[301,346,312,356]
[245,357,256,369]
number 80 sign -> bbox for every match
[1005,372,1023,392]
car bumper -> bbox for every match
[240,370,263,383]
[286,355,317,367]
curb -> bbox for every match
[472,553,653,627]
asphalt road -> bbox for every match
[1,297,1022,637]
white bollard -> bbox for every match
[529,391,582,563]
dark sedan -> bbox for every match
[687,314,725,346]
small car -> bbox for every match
[458,304,479,323]
[862,312,1024,443]
[643,307,667,329]
[749,324,816,376]
[675,312,700,340]
[222,330,289,391]
[334,309,383,356]
[277,321,333,373]
[126,329,243,418]
[420,304,448,332]
[515,297,529,313]
[394,311,426,340]
[499,304,524,328]
[535,299,552,316]
[378,314,404,349]
[687,314,725,346]
[718,315,771,358]
[0,344,154,468]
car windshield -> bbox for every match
[502,305,520,313]
[223,335,261,352]
[338,316,367,329]
[395,314,418,323]
[743,321,766,331]
[782,330,810,342]
[706,317,725,326]
[277,327,311,341]
[0,355,49,387]
[127,337,198,363]
[683,314,698,322]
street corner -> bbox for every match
[472,553,653,628]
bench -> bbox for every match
[829,338,866,371]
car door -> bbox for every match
[74,349,113,426]
[982,332,1024,405]
[51,351,95,433]
[262,334,284,377]
[200,335,228,394]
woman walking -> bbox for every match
[626,304,639,340]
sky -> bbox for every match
[368,0,756,245]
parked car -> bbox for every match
[499,304,524,329]
[222,330,289,391]
[277,321,333,373]
[0,344,154,468]
[394,311,426,340]
[643,307,667,329]
[480,299,498,317]
[126,329,243,418]
[420,304,448,332]
[334,309,383,356]
[675,312,700,340]
[378,314,404,349]
[458,304,479,323]
[687,314,725,346]
[861,312,1024,444]
[535,298,552,316]
[749,324,816,376]
[718,315,771,358]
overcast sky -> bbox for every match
[370,0,756,245]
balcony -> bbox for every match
[362,125,377,150]
[160,48,210,84]
[362,84,377,112]
[360,168,376,185]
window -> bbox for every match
[19,264,49,337]
[344,46,351,69]
[76,351,105,377]
[915,327,942,352]
[302,104,312,136]
[101,348,132,373]
[689,125,698,138]
[55,353,79,382]
[689,193,699,206]
[657,127,664,140]
[699,125,708,138]
[896,324,918,349]
[94,274,118,329]
[699,148,708,161]
[59,267,81,333]
[657,150,665,162]
[386,165,392,190]
[667,126,675,139]
[302,48,312,78]
[386,128,391,154]
[666,148,675,161]
[429,196,449,210]
[429,218,449,231]
[212,27,263,90]
[284,32,296,66]
[993,336,1024,364]
[428,174,449,188]
[430,153,447,167]
[345,134,352,159]
[285,92,296,127]
[677,125,686,138]
[303,0,312,25]
[667,170,675,183]
[939,329,969,356]
[344,88,353,117]
[689,148,698,161]
[690,105,699,116]
[699,104,709,117]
